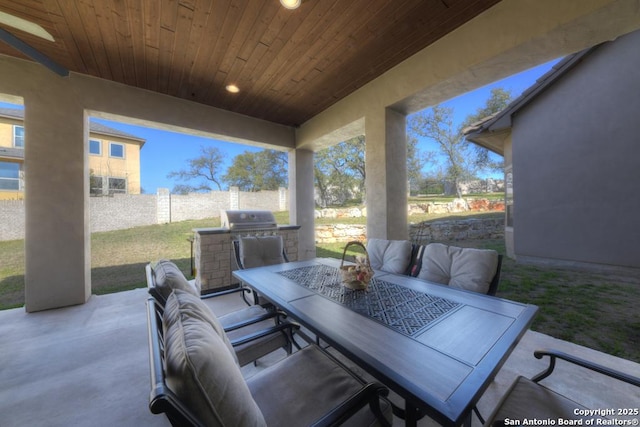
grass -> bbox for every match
[438,238,640,363]
[1,211,638,363]
[408,192,505,203]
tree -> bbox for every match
[314,135,428,205]
[314,136,366,206]
[462,87,512,171]
[223,149,288,191]
[167,145,226,193]
[408,87,512,197]
[407,135,432,195]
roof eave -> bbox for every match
[464,44,602,139]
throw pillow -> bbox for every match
[367,239,412,274]
[163,290,265,426]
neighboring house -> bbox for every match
[465,30,640,274]
[0,108,145,199]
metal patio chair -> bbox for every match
[146,259,299,366]
[233,235,289,306]
[483,349,640,426]
[146,292,393,427]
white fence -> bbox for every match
[0,187,288,241]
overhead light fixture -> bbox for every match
[225,84,240,93]
[280,0,301,10]
[0,11,54,42]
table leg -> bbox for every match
[404,401,421,427]
[462,411,472,427]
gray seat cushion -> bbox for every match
[163,290,265,426]
[150,259,200,301]
[247,346,392,427]
[218,305,289,367]
[417,243,498,294]
[367,238,412,274]
[486,376,596,426]
[238,235,285,268]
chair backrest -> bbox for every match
[233,235,288,270]
[147,291,265,426]
[407,243,426,277]
[486,254,503,296]
[417,243,501,295]
[146,260,200,306]
[146,297,206,427]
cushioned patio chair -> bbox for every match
[416,243,503,295]
[146,291,393,427]
[483,349,640,426]
[146,259,299,366]
[233,235,289,306]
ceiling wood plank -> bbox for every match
[74,0,113,80]
[166,2,196,95]
[157,26,175,94]
[279,0,469,122]
[185,0,231,104]
[224,1,280,104]
[198,0,250,103]
[142,0,160,91]
[209,0,277,104]
[261,0,381,120]
[109,0,138,86]
[233,2,318,115]
[216,0,261,75]
[0,0,506,126]
[54,0,101,76]
[160,0,178,31]
[37,0,90,74]
[175,0,214,99]
[248,0,399,120]
[125,0,147,88]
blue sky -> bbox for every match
[413,58,560,179]
[1,58,559,193]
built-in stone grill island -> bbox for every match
[193,210,300,292]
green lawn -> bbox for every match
[1,211,638,363]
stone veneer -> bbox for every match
[193,226,300,292]
[315,217,505,244]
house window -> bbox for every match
[505,167,514,228]
[90,175,104,195]
[89,139,102,156]
[109,142,125,159]
[108,177,127,194]
[0,161,20,190]
[13,126,24,148]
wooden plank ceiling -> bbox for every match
[0,0,500,127]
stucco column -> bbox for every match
[24,96,90,312]
[365,107,408,240]
[288,148,316,260]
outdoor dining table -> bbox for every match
[233,257,538,427]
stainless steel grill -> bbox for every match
[220,210,277,232]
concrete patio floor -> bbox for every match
[1,287,638,427]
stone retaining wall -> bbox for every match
[409,217,504,244]
[316,198,504,219]
[316,217,504,244]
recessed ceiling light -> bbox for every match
[0,11,54,42]
[280,0,301,10]
[225,84,240,93]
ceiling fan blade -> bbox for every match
[0,28,68,77]
[0,11,54,42]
